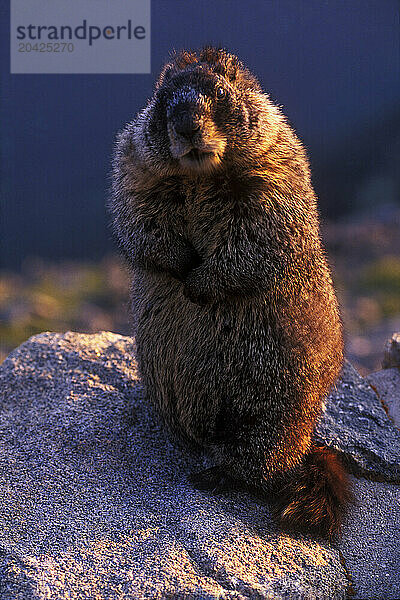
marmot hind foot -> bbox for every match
[189,465,237,493]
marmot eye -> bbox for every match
[216,86,226,99]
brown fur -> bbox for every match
[273,445,353,540]
[109,47,351,539]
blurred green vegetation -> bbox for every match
[322,208,400,373]
[0,256,131,362]
[1,209,400,374]
[361,256,400,294]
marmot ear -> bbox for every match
[156,50,199,89]
[155,63,175,89]
[200,46,239,83]
[200,46,222,65]
[222,57,239,82]
[174,50,198,69]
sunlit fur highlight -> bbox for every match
[109,46,351,540]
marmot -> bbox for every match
[109,46,351,539]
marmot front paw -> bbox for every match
[183,284,210,306]
[169,243,202,282]
[183,270,211,305]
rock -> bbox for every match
[0,332,399,599]
[315,360,400,482]
[339,478,400,600]
[366,368,400,428]
[382,332,400,369]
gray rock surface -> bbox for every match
[315,361,400,482]
[367,368,400,427]
[339,478,400,600]
[0,331,399,599]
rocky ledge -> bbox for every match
[0,331,399,599]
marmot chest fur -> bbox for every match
[109,46,351,539]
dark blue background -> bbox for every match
[1,0,399,268]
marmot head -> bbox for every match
[134,47,284,175]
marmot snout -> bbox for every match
[109,46,351,540]
[166,83,227,172]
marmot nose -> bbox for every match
[174,117,201,140]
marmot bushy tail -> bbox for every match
[274,445,352,539]
[109,46,351,539]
